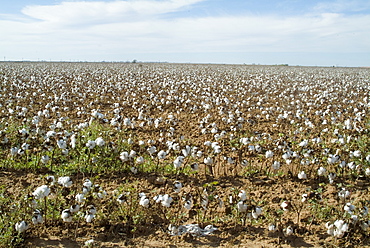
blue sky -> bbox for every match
[1,0,369,66]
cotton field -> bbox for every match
[0,62,369,247]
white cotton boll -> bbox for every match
[285,226,293,236]
[84,213,95,223]
[41,155,50,164]
[328,173,336,184]
[136,156,144,164]
[15,221,29,233]
[353,150,361,157]
[237,201,248,212]
[83,179,92,189]
[174,181,182,193]
[255,145,262,153]
[299,140,308,147]
[120,151,129,162]
[96,190,107,199]
[268,224,276,231]
[32,185,50,199]
[282,152,290,160]
[240,137,249,145]
[61,209,72,222]
[365,168,370,176]
[334,220,345,231]
[265,150,274,158]
[95,137,105,147]
[213,145,221,153]
[255,207,262,216]
[347,162,356,170]
[86,205,96,215]
[241,159,249,167]
[238,190,247,201]
[272,161,280,170]
[298,171,307,179]
[332,220,349,238]
[46,131,57,138]
[75,193,85,203]
[204,157,213,165]
[10,147,19,156]
[326,222,335,236]
[130,167,138,174]
[86,140,96,149]
[227,157,235,164]
[84,239,95,247]
[61,149,69,155]
[172,143,180,150]
[203,225,217,235]
[153,195,163,203]
[56,121,63,129]
[184,199,193,210]
[281,201,291,211]
[174,156,184,169]
[21,143,30,151]
[204,141,212,146]
[70,204,80,213]
[147,146,157,155]
[344,203,355,214]
[161,194,173,207]
[32,210,43,225]
[139,196,149,208]
[341,223,349,233]
[129,150,137,158]
[57,139,67,149]
[58,176,72,187]
[157,150,167,159]
[317,167,327,176]
[338,188,350,199]
[366,155,370,162]
[301,193,308,202]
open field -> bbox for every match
[0,62,369,247]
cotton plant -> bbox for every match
[85,205,97,223]
[298,171,307,180]
[15,221,29,233]
[32,210,44,225]
[139,193,150,208]
[32,185,51,200]
[153,194,173,207]
[173,181,182,193]
[326,220,349,238]
[58,176,73,187]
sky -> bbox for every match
[0,0,369,66]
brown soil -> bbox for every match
[2,168,368,248]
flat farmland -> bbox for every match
[0,62,369,247]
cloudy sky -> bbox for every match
[1,0,369,66]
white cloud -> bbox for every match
[0,0,369,62]
[314,0,370,13]
[21,0,204,26]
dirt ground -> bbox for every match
[2,168,369,248]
